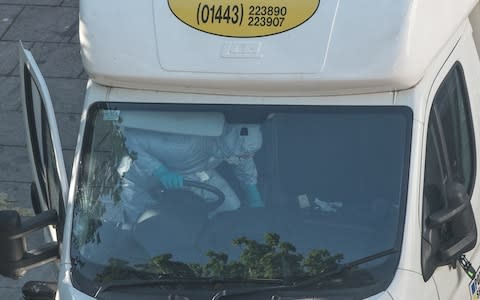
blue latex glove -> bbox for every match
[153,166,184,189]
[244,184,264,208]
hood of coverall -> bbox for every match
[216,124,263,159]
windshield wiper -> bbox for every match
[211,248,399,300]
[95,276,284,297]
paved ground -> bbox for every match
[0,0,84,298]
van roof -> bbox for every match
[79,0,477,95]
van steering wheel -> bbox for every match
[182,180,226,211]
[137,180,227,224]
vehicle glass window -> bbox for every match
[423,120,447,217]
[24,67,65,226]
[71,103,412,299]
[24,69,48,203]
[433,64,475,190]
[41,105,65,227]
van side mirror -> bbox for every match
[422,182,477,281]
[0,210,59,279]
[428,191,470,227]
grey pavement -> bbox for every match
[0,0,83,298]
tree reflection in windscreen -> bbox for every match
[95,233,343,282]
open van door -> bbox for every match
[0,44,69,279]
[19,43,69,242]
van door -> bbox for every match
[421,30,480,299]
[19,43,69,242]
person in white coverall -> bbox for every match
[117,124,264,222]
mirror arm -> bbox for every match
[0,210,59,278]
[428,201,469,228]
[8,210,57,240]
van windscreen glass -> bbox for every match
[71,103,412,299]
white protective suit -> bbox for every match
[117,124,263,222]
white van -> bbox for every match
[3,0,480,299]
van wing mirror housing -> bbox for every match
[427,182,471,227]
[422,182,477,281]
[0,210,59,279]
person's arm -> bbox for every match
[231,157,264,207]
[124,129,165,176]
[124,129,183,189]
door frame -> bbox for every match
[19,42,69,242]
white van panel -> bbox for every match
[387,269,439,300]
[152,0,337,74]
[80,0,478,95]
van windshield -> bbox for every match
[71,103,412,299]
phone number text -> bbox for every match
[196,4,288,27]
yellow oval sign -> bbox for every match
[168,0,320,38]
